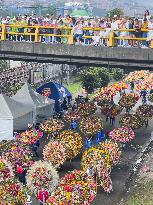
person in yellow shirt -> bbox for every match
[21,16,28,41]
[142,18,148,47]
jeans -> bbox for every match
[142,32,148,46]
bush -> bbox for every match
[80,67,110,93]
[112,68,123,81]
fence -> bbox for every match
[0,24,153,48]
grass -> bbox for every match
[65,81,82,95]
[125,180,153,205]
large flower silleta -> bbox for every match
[57,130,83,160]
[109,127,135,143]
[119,114,144,130]
[79,116,103,136]
[47,170,97,205]
[40,118,64,134]
[26,161,59,196]
[43,141,66,168]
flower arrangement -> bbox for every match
[98,140,121,165]
[101,104,122,117]
[94,82,128,104]
[148,94,153,103]
[26,161,59,196]
[64,111,81,123]
[136,104,153,119]
[109,127,135,143]
[43,141,66,168]
[2,141,33,170]
[81,147,112,192]
[0,179,28,205]
[16,129,43,145]
[119,114,144,130]
[118,93,139,109]
[0,157,14,183]
[96,94,111,106]
[47,170,96,205]
[79,116,103,136]
[57,130,83,160]
[124,70,150,83]
[40,118,64,134]
[77,102,97,117]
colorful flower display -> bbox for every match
[124,70,150,83]
[0,179,28,205]
[101,104,123,116]
[2,141,33,170]
[136,104,153,119]
[109,127,135,143]
[79,116,103,136]
[0,157,14,183]
[119,114,144,130]
[16,129,43,145]
[40,118,64,134]
[77,102,97,117]
[118,93,139,109]
[96,94,111,107]
[81,147,112,192]
[148,93,153,103]
[43,141,66,168]
[94,82,128,104]
[98,140,121,165]
[26,161,59,196]
[47,170,97,205]
[64,111,81,123]
[57,130,83,160]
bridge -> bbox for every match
[0,41,153,69]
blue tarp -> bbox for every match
[36,82,72,112]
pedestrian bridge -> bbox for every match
[0,41,153,69]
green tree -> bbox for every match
[107,8,124,18]
[80,67,110,93]
[80,68,99,93]
[112,68,124,81]
[0,60,8,71]
[97,68,110,87]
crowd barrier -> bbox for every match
[0,25,152,48]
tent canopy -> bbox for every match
[36,82,72,102]
[0,94,33,120]
[70,9,89,17]
[12,82,54,107]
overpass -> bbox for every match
[0,41,153,69]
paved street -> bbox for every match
[31,90,153,205]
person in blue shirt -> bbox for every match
[85,137,92,149]
[95,130,104,144]
[71,120,78,130]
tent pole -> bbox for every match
[61,64,64,85]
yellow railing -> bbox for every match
[0,25,152,48]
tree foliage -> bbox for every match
[0,60,8,71]
[106,8,124,18]
[80,67,110,93]
[112,68,124,81]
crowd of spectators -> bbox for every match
[0,10,153,47]
[0,65,30,95]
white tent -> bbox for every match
[12,83,55,121]
[0,94,34,141]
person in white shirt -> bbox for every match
[147,17,153,42]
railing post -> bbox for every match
[108,31,115,47]
[1,25,6,41]
[151,39,153,49]
[35,26,39,43]
[69,29,74,45]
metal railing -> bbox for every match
[0,24,152,48]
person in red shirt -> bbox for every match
[37,190,49,204]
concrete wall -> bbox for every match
[0,41,153,68]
